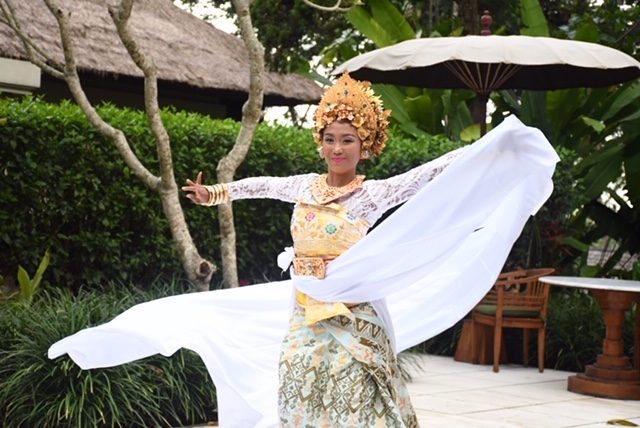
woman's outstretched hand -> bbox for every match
[182,171,210,205]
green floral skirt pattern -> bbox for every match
[278,302,419,427]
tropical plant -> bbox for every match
[513,85,640,278]
[335,0,481,141]
[489,0,640,278]
[0,280,217,427]
[15,250,50,304]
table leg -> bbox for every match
[567,289,640,400]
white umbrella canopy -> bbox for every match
[334,35,640,134]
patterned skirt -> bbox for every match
[278,303,419,427]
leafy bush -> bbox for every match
[0,280,216,427]
[0,97,465,290]
[546,289,636,372]
[503,146,581,272]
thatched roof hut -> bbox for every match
[0,0,323,119]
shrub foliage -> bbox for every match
[0,97,463,290]
[0,281,216,427]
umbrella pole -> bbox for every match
[479,92,489,136]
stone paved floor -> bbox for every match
[408,354,640,427]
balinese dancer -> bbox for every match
[49,72,560,428]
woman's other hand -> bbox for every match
[182,171,210,205]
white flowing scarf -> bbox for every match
[48,116,559,427]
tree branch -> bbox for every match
[0,0,64,77]
[1,0,214,290]
[37,0,160,190]
[301,0,353,12]
[109,0,175,192]
[216,0,266,287]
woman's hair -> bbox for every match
[313,72,391,159]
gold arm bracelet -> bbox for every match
[203,184,230,206]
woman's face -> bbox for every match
[321,120,362,177]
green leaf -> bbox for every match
[600,82,640,122]
[547,88,584,138]
[580,150,623,201]
[17,265,32,302]
[624,151,640,202]
[521,91,552,136]
[557,236,590,252]
[405,94,437,134]
[494,90,520,111]
[370,0,416,44]
[615,109,640,125]
[580,116,605,133]
[347,6,395,48]
[30,250,51,293]
[520,0,550,37]
[293,63,333,87]
[450,102,474,141]
[574,141,624,174]
[580,265,600,278]
[460,124,481,142]
[399,122,432,138]
[372,84,412,124]
[35,250,51,280]
[574,22,600,43]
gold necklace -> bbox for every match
[310,174,365,205]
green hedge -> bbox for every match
[0,97,463,290]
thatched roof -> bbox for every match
[0,0,323,106]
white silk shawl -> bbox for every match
[48,116,560,427]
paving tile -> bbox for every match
[452,407,593,428]
[406,354,640,428]
[522,398,640,422]
[410,393,506,415]
[418,412,525,427]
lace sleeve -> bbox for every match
[226,174,317,203]
[365,145,469,212]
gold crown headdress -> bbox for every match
[313,72,391,159]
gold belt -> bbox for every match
[292,256,330,279]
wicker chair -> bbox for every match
[471,268,555,373]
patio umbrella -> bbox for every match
[334,35,640,135]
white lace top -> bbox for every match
[225,146,467,226]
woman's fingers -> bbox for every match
[182,173,206,204]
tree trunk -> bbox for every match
[1,0,214,291]
[428,0,440,34]
[457,0,479,35]
[109,0,214,290]
[217,0,265,288]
